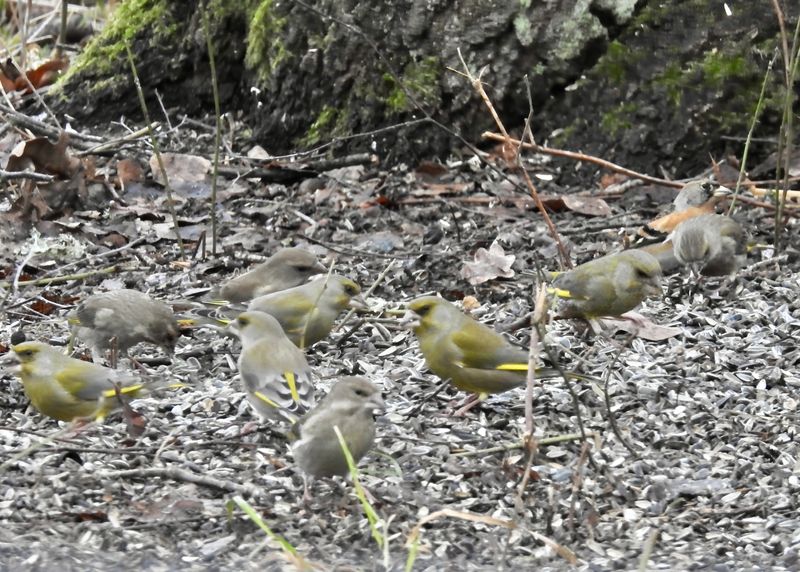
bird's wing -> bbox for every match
[449,321,528,370]
[251,292,311,331]
[240,343,315,418]
[56,365,141,401]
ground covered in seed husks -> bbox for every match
[1,123,800,571]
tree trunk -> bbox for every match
[54,0,794,178]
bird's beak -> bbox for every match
[313,261,328,273]
[713,185,733,198]
[398,310,420,330]
[368,392,386,414]
[349,294,368,310]
[1,351,20,373]
[226,317,243,337]
[645,278,664,299]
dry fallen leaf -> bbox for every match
[149,153,211,185]
[600,313,683,341]
[461,240,516,285]
[561,195,612,217]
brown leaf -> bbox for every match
[117,158,144,189]
[149,153,210,185]
[561,195,612,216]
[16,57,69,92]
[6,132,81,177]
[415,160,449,180]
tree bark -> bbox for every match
[53,0,793,178]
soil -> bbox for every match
[1,122,799,571]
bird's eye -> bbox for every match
[237,316,249,326]
[20,350,34,357]
[354,388,367,397]
[701,182,713,192]
[414,304,431,316]
[345,285,357,295]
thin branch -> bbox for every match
[482,131,683,189]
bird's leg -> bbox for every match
[302,475,313,505]
[452,393,483,416]
[109,336,119,369]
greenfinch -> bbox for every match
[671,213,746,276]
[404,296,570,400]
[7,341,146,422]
[69,289,179,362]
[229,311,315,423]
[551,250,662,319]
[218,247,326,303]
[290,376,384,479]
[247,275,365,348]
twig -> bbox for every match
[75,123,158,156]
[729,52,777,214]
[602,334,639,457]
[302,235,418,260]
[201,3,222,256]
[566,441,590,535]
[482,131,683,189]
[451,432,595,457]
[0,265,119,291]
[125,42,185,259]
[0,170,54,182]
[770,0,790,85]
[458,54,570,268]
[0,421,96,474]
[0,103,102,147]
[336,258,397,332]
[99,467,265,499]
[637,528,660,572]
[216,152,376,182]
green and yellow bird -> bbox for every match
[551,250,663,319]
[229,311,316,423]
[7,341,147,422]
[404,296,568,400]
[247,274,365,348]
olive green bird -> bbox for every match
[229,311,315,423]
[7,341,147,422]
[247,274,365,348]
[551,250,663,319]
[405,296,570,400]
[218,247,327,303]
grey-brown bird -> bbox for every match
[290,376,384,488]
[247,275,364,348]
[69,289,179,362]
[551,250,663,319]
[218,247,326,303]
[229,311,315,423]
[671,213,746,276]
